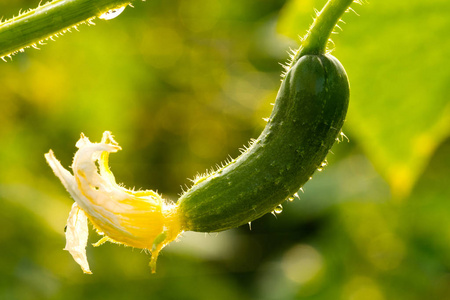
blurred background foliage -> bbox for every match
[0,0,449,299]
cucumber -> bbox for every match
[178,53,349,232]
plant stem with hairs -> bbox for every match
[0,0,136,60]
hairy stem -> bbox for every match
[0,0,135,60]
[299,0,355,57]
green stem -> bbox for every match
[300,0,354,56]
[0,0,135,60]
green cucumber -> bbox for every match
[178,53,349,232]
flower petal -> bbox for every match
[46,131,183,273]
[44,150,77,193]
[64,203,92,274]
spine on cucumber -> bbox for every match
[178,53,349,232]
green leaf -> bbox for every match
[278,0,450,198]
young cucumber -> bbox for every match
[178,53,349,232]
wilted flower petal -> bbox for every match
[65,203,91,274]
[45,131,182,273]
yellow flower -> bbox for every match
[45,131,182,274]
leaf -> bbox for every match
[277,0,450,198]
[405,137,450,257]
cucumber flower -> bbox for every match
[45,131,182,274]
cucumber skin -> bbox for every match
[177,54,350,232]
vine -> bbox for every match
[0,0,135,60]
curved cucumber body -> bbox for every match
[177,53,349,232]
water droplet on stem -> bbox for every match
[274,204,283,214]
[99,6,126,20]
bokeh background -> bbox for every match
[1,0,450,299]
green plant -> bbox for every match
[2,0,358,273]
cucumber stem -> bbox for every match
[0,0,134,60]
[300,0,354,56]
